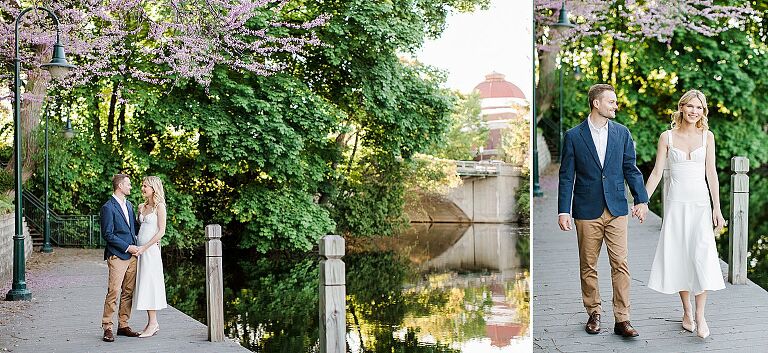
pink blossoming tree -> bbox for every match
[0,0,327,179]
[534,0,752,122]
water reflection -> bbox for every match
[164,223,530,353]
[346,223,530,352]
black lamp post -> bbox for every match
[533,1,574,197]
[7,6,75,301]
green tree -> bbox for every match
[427,92,487,161]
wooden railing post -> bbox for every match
[205,224,225,341]
[729,157,749,285]
[319,235,346,353]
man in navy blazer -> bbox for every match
[100,174,142,342]
[557,84,649,338]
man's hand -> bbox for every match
[126,245,139,254]
[133,245,147,257]
[632,203,648,223]
[558,214,573,231]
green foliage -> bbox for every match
[0,168,12,194]
[427,92,487,160]
[553,26,768,171]
[15,0,491,253]
[404,155,461,197]
[499,115,531,170]
[0,193,13,214]
[517,173,530,223]
[232,186,335,253]
[331,156,410,237]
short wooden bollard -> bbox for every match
[319,235,346,353]
[205,224,225,341]
[729,157,749,285]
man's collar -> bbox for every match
[588,115,608,131]
[112,193,126,203]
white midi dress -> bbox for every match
[647,131,725,295]
[133,210,168,310]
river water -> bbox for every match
[164,223,530,352]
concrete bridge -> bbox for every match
[408,160,524,223]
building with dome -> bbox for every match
[472,72,529,160]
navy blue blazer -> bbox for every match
[101,196,138,260]
[558,119,649,220]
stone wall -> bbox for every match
[0,214,33,285]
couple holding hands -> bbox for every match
[558,84,725,340]
[99,174,169,342]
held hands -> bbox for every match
[131,242,160,257]
[126,245,140,255]
[132,245,150,257]
[131,245,145,257]
[558,214,573,231]
[631,203,649,223]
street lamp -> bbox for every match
[533,1,574,197]
[7,6,75,301]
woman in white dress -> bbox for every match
[132,175,168,338]
[643,90,726,339]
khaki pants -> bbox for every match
[575,208,631,322]
[102,255,137,330]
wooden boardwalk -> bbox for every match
[533,172,768,353]
[0,248,248,353]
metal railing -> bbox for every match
[455,160,504,176]
[22,190,102,248]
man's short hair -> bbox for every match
[112,174,129,191]
[588,84,615,110]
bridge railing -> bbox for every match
[455,160,503,176]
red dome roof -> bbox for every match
[473,72,525,99]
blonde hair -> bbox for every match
[142,176,166,210]
[671,90,709,130]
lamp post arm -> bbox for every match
[15,6,62,47]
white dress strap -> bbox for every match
[701,130,707,148]
[667,130,673,148]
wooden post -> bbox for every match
[729,157,749,285]
[205,224,225,341]
[319,235,345,353]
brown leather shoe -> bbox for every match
[116,326,141,337]
[103,328,115,342]
[614,321,639,337]
[585,312,600,334]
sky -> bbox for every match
[416,0,533,99]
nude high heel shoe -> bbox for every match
[696,318,709,339]
[139,324,159,338]
[681,314,696,332]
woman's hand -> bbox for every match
[713,210,726,234]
